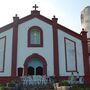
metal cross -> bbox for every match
[33,4,38,11]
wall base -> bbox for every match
[0,76,18,83]
[84,75,90,85]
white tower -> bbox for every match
[81,6,90,38]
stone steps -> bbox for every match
[20,84,54,90]
[4,86,54,90]
[21,88,54,90]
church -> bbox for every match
[0,5,90,84]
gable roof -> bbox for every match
[0,10,82,40]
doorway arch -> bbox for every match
[36,66,43,75]
[24,53,47,75]
[27,66,34,75]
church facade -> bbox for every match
[0,5,90,84]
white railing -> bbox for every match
[20,75,49,86]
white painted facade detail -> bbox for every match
[0,29,13,76]
[17,18,54,76]
[58,30,84,76]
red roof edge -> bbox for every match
[0,23,13,33]
[0,12,82,40]
[57,24,82,40]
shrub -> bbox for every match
[86,88,90,90]
[72,85,85,90]
[7,80,16,87]
[0,84,4,90]
[60,80,69,86]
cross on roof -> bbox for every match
[33,4,38,11]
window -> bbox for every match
[31,29,40,44]
[18,67,23,76]
[27,66,34,75]
[28,26,43,47]
[36,66,43,75]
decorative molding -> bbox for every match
[64,37,77,72]
[0,36,6,72]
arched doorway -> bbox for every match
[36,66,43,75]
[27,66,34,75]
[27,58,43,75]
[24,54,47,75]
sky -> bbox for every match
[0,0,89,33]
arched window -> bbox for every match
[36,66,43,75]
[27,66,34,75]
[28,26,43,47]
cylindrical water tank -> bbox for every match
[81,6,90,38]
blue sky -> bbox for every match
[0,0,89,33]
